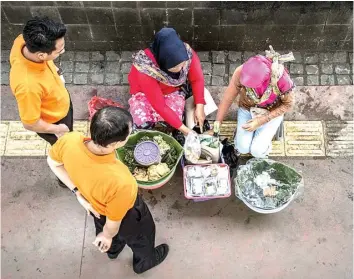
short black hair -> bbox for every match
[90,106,133,147]
[23,17,67,54]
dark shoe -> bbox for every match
[134,244,169,274]
[155,244,169,265]
[107,245,125,260]
[57,178,67,188]
[107,252,119,259]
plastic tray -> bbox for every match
[181,144,227,201]
[183,163,231,200]
[116,130,183,189]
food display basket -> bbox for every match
[116,130,183,189]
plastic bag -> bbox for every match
[88,96,124,120]
[184,132,201,164]
[221,138,239,170]
[200,135,221,163]
[193,120,211,134]
[234,158,304,213]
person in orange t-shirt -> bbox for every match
[9,17,72,146]
[47,107,169,274]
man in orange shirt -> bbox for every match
[47,107,169,274]
[10,17,72,146]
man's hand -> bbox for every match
[93,232,112,253]
[242,118,262,132]
[194,104,206,133]
[54,124,69,139]
[76,193,100,218]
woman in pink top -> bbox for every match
[213,47,295,158]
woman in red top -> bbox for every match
[128,28,206,135]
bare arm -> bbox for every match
[215,66,243,124]
[103,218,121,239]
[47,155,100,218]
[24,119,69,136]
[258,92,294,125]
[179,124,193,135]
[47,155,77,191]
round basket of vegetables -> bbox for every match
[116,130,184,189]
[234,158,304,214]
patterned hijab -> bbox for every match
[241,46,295,108]
[132,28,193,87]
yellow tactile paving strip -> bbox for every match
[270,140,286,156]
[0,121,9,156]
[0,120,349,157]
[0,121,89,157]
[324,121,353,157]
[5,122,47,156]
[284,121,325,156]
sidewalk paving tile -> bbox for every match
[3,51,353,87]
[73,120,89,135]
[80,217,138,279]
[1,158,85,279]
[324,121,354,157]
[217,121,237,140]
[0,121,9,156]
[284,121,325,156]
[5,122,47,156]
[269,140,285,156]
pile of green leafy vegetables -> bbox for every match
[236,159,304,210]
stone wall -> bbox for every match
[1,1,353,51]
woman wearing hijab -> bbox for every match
[128,28,206,135]
[213,47,295,158]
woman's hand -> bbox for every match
[76,193,100,218]
[242,118,262,132]
[194,104,206,132]
[204,121,221,136]
[204,129,214,136]
[179,124,193,136]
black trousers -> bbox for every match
[37,99,74,146]
[92,195,157,273]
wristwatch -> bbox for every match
[71,187,78,195]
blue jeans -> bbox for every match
[235,108,283,158]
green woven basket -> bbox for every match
[116,130,184,189]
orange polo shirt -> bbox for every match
[9,35,70,125]
[49,132,138,221]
